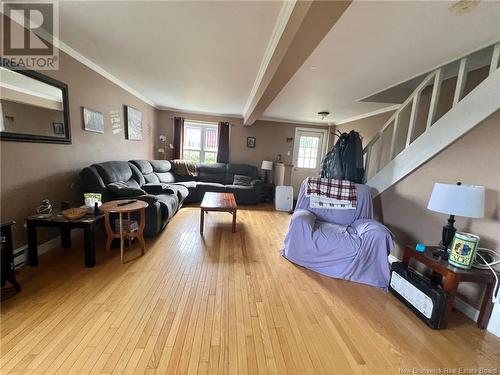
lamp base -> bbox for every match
[432,247,449,261]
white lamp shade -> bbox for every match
[427,183,485,218]
[261,160,273,170]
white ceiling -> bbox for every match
[58,1,283,116]
[263,0,500,124]
[55,1,500,124]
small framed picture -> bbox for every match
[125,105,143,140]
[247,136,256,148]
[52,122,65,135]
[82,107,104,133]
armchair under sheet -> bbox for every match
[281,180,394,289]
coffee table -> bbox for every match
[200,192,237,234]
[101,200,148,264]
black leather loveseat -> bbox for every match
[80,160,262,236]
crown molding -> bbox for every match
[55,38,157,107]
[334,105,399,125]
[258,116,329,127]
[156,105,243,119]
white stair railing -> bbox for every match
[363,42,500,184]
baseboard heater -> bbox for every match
[389,262,447,329]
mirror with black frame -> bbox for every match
[0,66,71,144]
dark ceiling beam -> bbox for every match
[243,0,352,126]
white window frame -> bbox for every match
[182,120,218,163]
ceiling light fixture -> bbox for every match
[318,111,330,120]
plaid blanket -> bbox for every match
[305,177,357,209]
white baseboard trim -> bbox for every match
[387,254,480,322]
[13,231,80,267]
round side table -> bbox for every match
[101,200,148,264]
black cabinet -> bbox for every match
[261,183,275,202]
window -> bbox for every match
[297,135,320,168]
[182,121,218,163]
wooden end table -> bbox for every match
[27,213,104,268]
[403,245,495,329]
[101,200,148,264]
[200,192,237,234]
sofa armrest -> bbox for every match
[135,194,159,205]
[250,179,263,186]
[142,183,174,195]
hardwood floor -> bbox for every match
[1,205,499,374]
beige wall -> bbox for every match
[377,111,500,308]
[156,110,330,184]
[1,51,157,247]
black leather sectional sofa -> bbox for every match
[80,160,262,236]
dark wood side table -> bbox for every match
[27,213,104,268]
[1,222,21,295]
[101,200,148,264]
[403,245,495,329]
[260,182,275,202]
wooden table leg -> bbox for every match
[60,226,71,248]
[402,248,412,265]
[478,282,494,329]
[441,272,457,328]
[27,221,38,266]
[138,208,146,256]
[232,209,236,233]
[200,209,205,234]
[104,212,113,252]
[83,225,96,268]
[119,213,124,264]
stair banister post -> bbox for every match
[490,43,500,76]
[453,57,468,106]
[406,93,421,148]
[426,68,443,130]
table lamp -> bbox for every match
[427,182,485,259]
[261,160,273,183]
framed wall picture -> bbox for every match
[247,136,256,148]
[124,105,143,140]
[82,107,104,133]
[52,122,65,135]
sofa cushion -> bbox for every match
[197,163,226,183]
[107,181,145,197]
[156,172,176,183]
[225,185,258,204]
[233,174,252,186]
[129,160,160,184]
[226,164,258,184]
[150,160,172,173]
[94,161,133,184]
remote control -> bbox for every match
[117,200,137,206]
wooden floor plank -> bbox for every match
[1,204,499,375]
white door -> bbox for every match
[291,128,328,198]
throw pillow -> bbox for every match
[233,174,252,186]
[107,181,146,197]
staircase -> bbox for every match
[363,42,500,194]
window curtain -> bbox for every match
[173,117,184,160]
[217,121,230,163]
